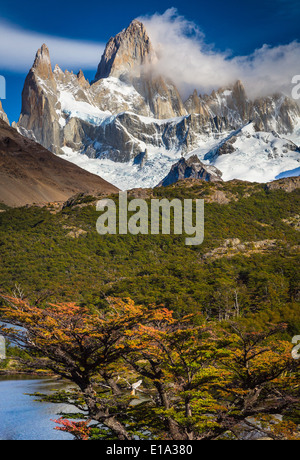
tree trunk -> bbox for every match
[82,382,133,440]
[155,381,185,440]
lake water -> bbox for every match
[0,376,75,440]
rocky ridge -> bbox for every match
[157,155,223,186]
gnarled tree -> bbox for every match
[0,295,299,440]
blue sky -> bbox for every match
[0,0,299,122]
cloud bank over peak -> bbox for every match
[139,8,300,100]
[0,20,105,72]
[0,9,299,103]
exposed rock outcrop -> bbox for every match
[203,238,278,260]
[158,154,223,187]
[265,176,300,193]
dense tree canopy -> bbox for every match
[0,183,299,330]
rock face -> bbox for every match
[0,119,118,207]
[93,20,186,119]
[94,20,155,82]
[0,101,9,125]
[265,176,300,193]
[16,19,300,189]
[158,155,223,187]
[18,44,62,153]
[203,121,300,160]
[185,81,300,135]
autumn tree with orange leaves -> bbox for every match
[0,294,299,440]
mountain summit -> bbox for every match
[94,20,156,82]
[32,43,54,80]
[93,20,185,118]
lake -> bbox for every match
[0,375,75,440]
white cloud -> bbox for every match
[236,42,300,99]
[0,20,105,72]
[139,8,300,100]
[1,10,299,103]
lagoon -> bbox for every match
[0,376,74,440]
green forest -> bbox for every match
[0,179,299,330]
[0,179,299,440]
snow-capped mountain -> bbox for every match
[16,19,300,190]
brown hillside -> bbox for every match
[0,119,119,207]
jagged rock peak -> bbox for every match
[210,80,247,101]
[77,69,84,79]
[93,19,155,82]
[53,64,63,74]
[233,80,246,96]
[77,69,89,87]
[32,43,53,80]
